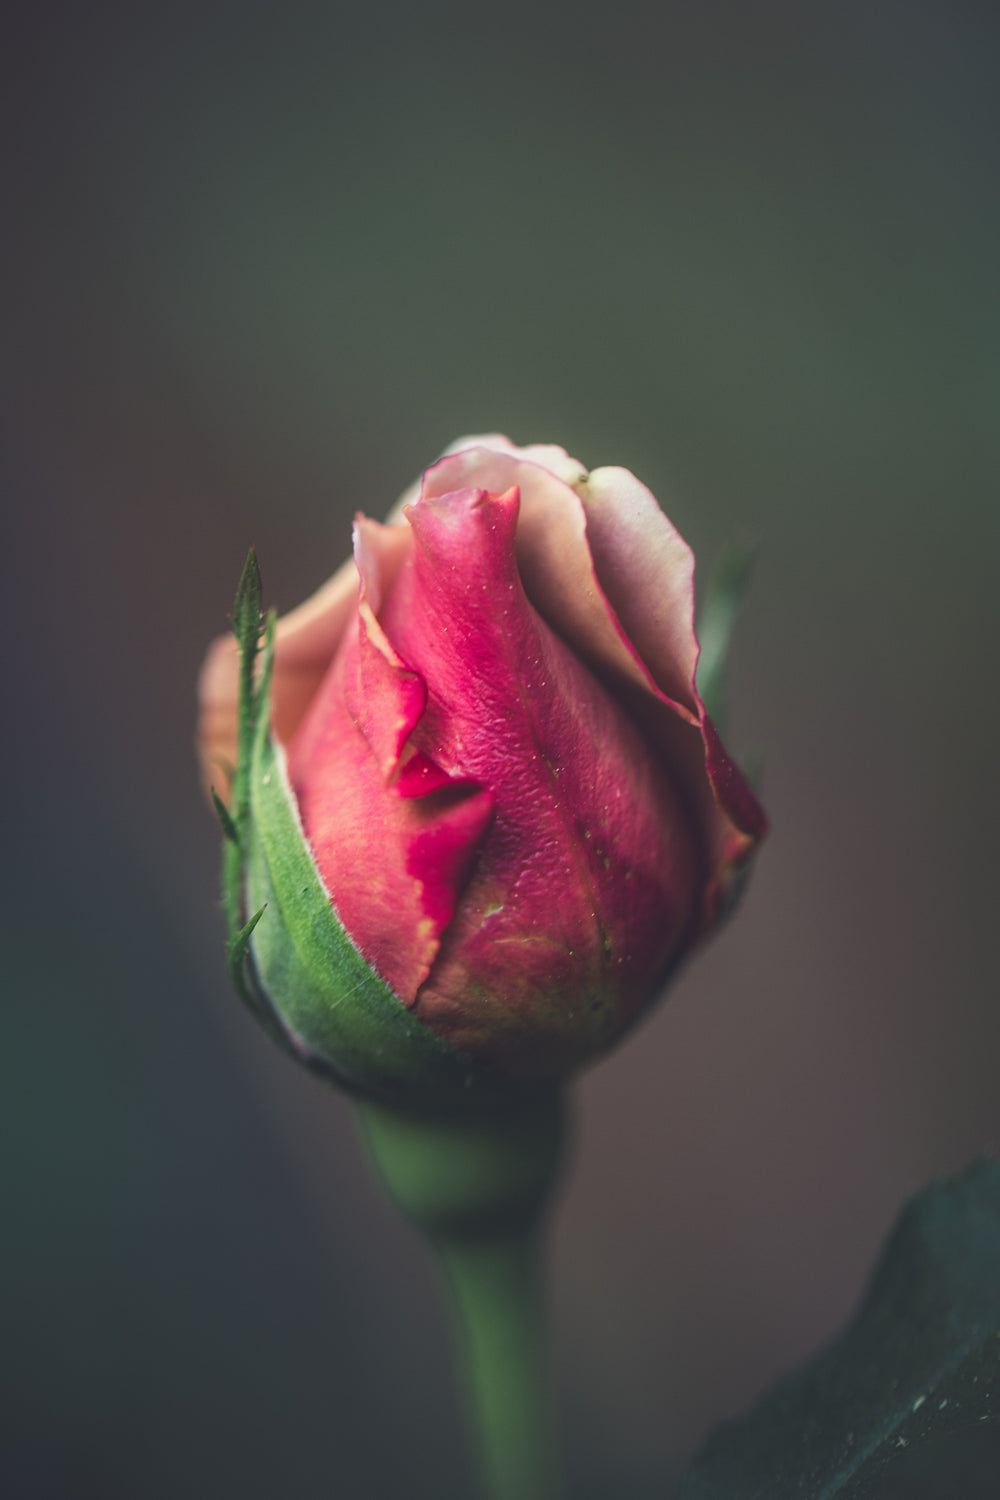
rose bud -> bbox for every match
[198,436,767,1110]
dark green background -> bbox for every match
[3,4,998,1496]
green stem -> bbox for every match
[359,1092,567,1500]
[440,1223,559,1500]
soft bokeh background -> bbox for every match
[3,3,998,1496]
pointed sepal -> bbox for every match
[226,902,267,997]
[215,554,281,1037]
[231,546,263,658]
[211,787,240,845]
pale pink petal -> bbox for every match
[577,466,700,714]
[196,529,408,801]
[577,466,767,887]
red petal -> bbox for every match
[288,517,495,1003]
[377,484,703,1071]
[424,444,767,935]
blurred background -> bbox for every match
[3,2,999,1496]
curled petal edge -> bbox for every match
[421,440,767,928]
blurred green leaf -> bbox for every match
[679,1158,1000,1500]
[695,537,757,730]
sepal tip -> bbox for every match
[211,787,240,845]
[231,547,263,652]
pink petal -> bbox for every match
[378,484,702,1075]
[578,466,768,916]
[197,551,361,801]
[288,517,495,1003]
[576,466,700,713]
[345,516,426,783]
[427,442,767,929]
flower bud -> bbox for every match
[199,437,766,1110]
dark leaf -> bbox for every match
[680,1157,1000,1500]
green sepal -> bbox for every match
[212,787,239,845]
[216,553,277,1034]
[230,549,265,839]
[226,903,266,985]
[696,535,757,731]
[223,903,277,1034]
[680,1156,1000,1499]
[219,548,266,876]
[242,624,510,1114]
[231,546,263,665]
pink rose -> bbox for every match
[199,437,766,1090]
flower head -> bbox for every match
[199,437,766,1106]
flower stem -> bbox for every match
[438,1222,560,1499]
[359,1091,567,1500]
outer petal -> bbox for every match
[576,466,767,914]
[425,439,767,928]
[378,485,702,1077]
[288,517,494,1004]
[420,442,639,703]
[576,466,699,712]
